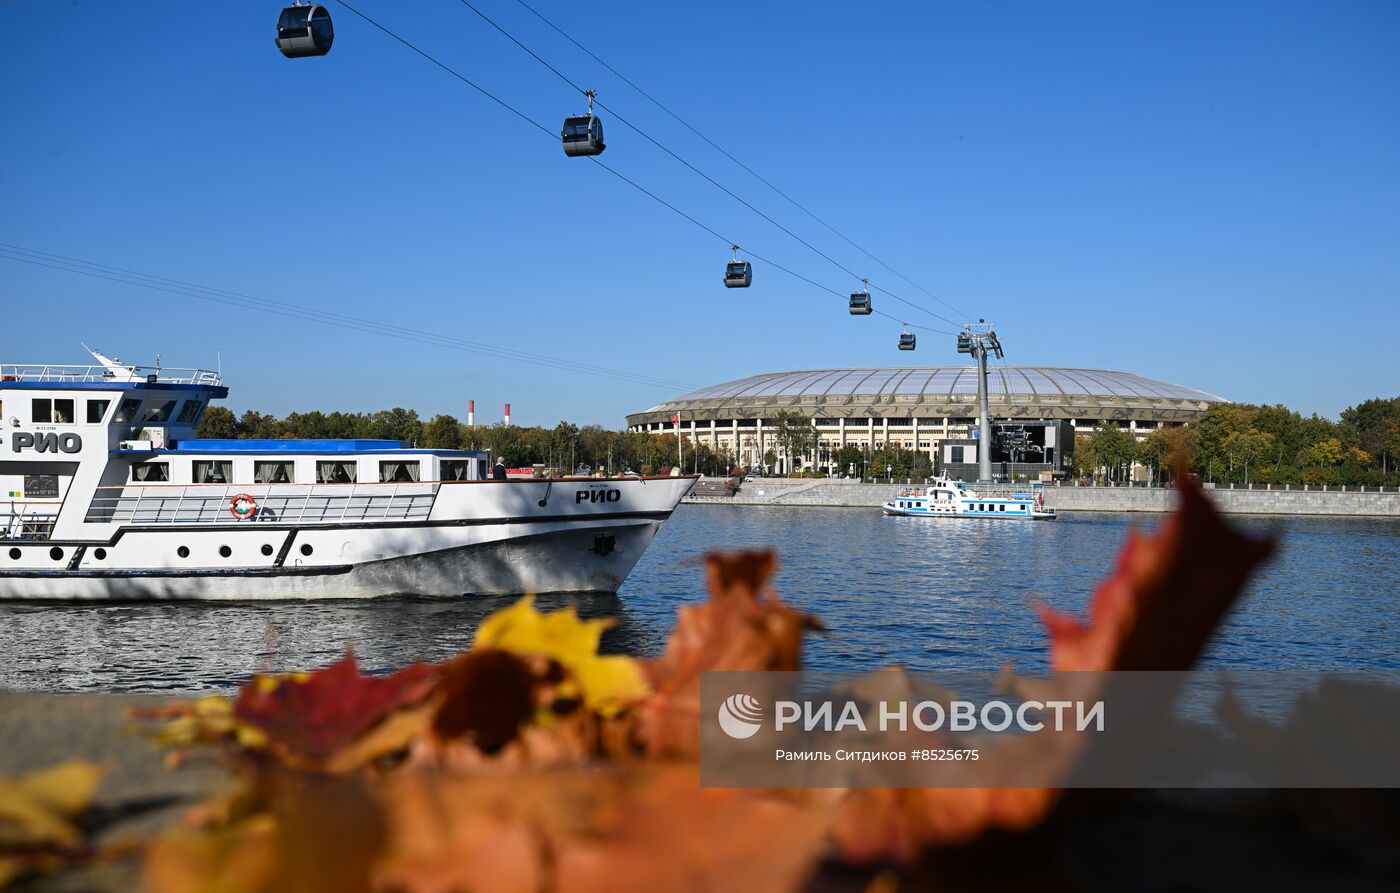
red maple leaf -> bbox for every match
[234,654,438,766]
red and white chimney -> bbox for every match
[468,400,475,429]
[504,403,511,427]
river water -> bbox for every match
[1,506,1397,692]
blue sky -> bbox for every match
[2,0,1396,425]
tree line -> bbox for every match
[195,407,733,476]
[1074,396,1400,486]
[196,393,1400,485]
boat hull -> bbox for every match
[0,517,665,601]
[881,503,1056,520]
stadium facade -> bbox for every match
[625,366,1224,476]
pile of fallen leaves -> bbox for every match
[0,480,1282,891]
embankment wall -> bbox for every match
[683,478,1400,516]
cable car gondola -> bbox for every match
[956,332,973,353]
[898,328,916,351]
[849,277,872,315]
[562,90,606,157]
[276,3,334,58]
[724,245,752,288]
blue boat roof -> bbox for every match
[176,439,407,452]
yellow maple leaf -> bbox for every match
[474,596,649,715]
[142,694,268,752]
[0,761,103,851]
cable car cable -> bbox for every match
[331,1,956,335]
[335,0,558,142]
[509,0,969,320]
[446,0,964,329]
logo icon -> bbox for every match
[717,693,764,739]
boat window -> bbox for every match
[193,461,232,484]
[999,504,1006,512]
[316,461,358,484]
[87,399,110,424]
[176,400,203,424]
[143,400,178,423]
[114,398,142,424]
[31,399,52,423]
[131,461,169,482]
[380,460,421,483]
[440,460,470,481]
[254,461,295,484]
[54,399,75,423]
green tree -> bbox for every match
[366,408,422,445]
[422,414,465,449]
[1222,429,1274,485]
[196,405,238,439]
[236,410,282,439]
[771,411,817,475]
[1340,397,1400,477]
[1086,423,1136,483]
[834,445,864,478]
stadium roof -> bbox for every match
[628,366,1225,426]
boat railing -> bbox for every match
[0,363,221,386]
[83,483,437,526]
[968,486,1042,500]
[1,504,60,541]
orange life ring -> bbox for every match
[229,493,258,520]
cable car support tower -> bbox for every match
[956,321,1004,483]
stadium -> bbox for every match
[626,366,1225,478]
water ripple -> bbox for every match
[1,506,1396,693]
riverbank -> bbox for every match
[684,477,1400,516]
[3,690,1393,892]
[0,692,230,891]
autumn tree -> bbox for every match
[1138,426,1198,484]
[1222,429,1274,485]
[1085,423,1137,483]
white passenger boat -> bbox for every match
[0,351,696,600]
[882,476,1056,520]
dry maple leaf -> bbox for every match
[233,654,437,767]
[431,648,537,753]
[370,765,829,893]
[0,761,104,851]
[636,551,823,757]
[831,478,1275,863]
[145,768,386,893]
[0,761,104,888]
[1037,478,1273,672]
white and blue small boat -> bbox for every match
[882,476,1056,520]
